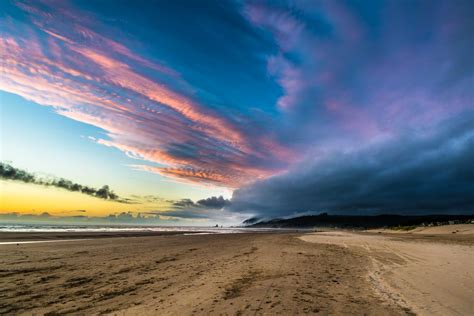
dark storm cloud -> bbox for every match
[197,196,232,208]
[0,162,129,203]
[230,113,474,218]
[160,196,236,222]
[173,196,231,209]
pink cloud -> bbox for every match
[0,2,297,187]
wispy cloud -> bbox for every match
[0,0,295,187]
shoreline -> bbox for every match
[0,239,93,245]
[0,228,310,243]
[0,230,209,242]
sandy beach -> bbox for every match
[301,225,474,315]
[0,228,472,315]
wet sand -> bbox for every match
[0,231,200,242]
[1,232,406,315]
[1,229,472,315]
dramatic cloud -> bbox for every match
[244,0,473,145]
[0,0,294,187]
[230,113,474,218]
[0,162,127,202]
[1,0,473,223]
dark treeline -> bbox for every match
[0,162,124,202]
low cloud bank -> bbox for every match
[146,195,240,223]
[0,212,179,226]
[0,209,244,226]
[0,162,128,203]
[230,113,474,219]
[0,195,239,225]
[172,196,231,209]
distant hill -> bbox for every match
[245,214,474,229]
[242,217,261,225]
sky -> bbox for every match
[0,0,473,225]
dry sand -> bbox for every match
[0,228,472,315]
[368,223,474,235]
[301,226,474,316]
[1,232,406,315]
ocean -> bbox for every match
[0,223,274,234]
